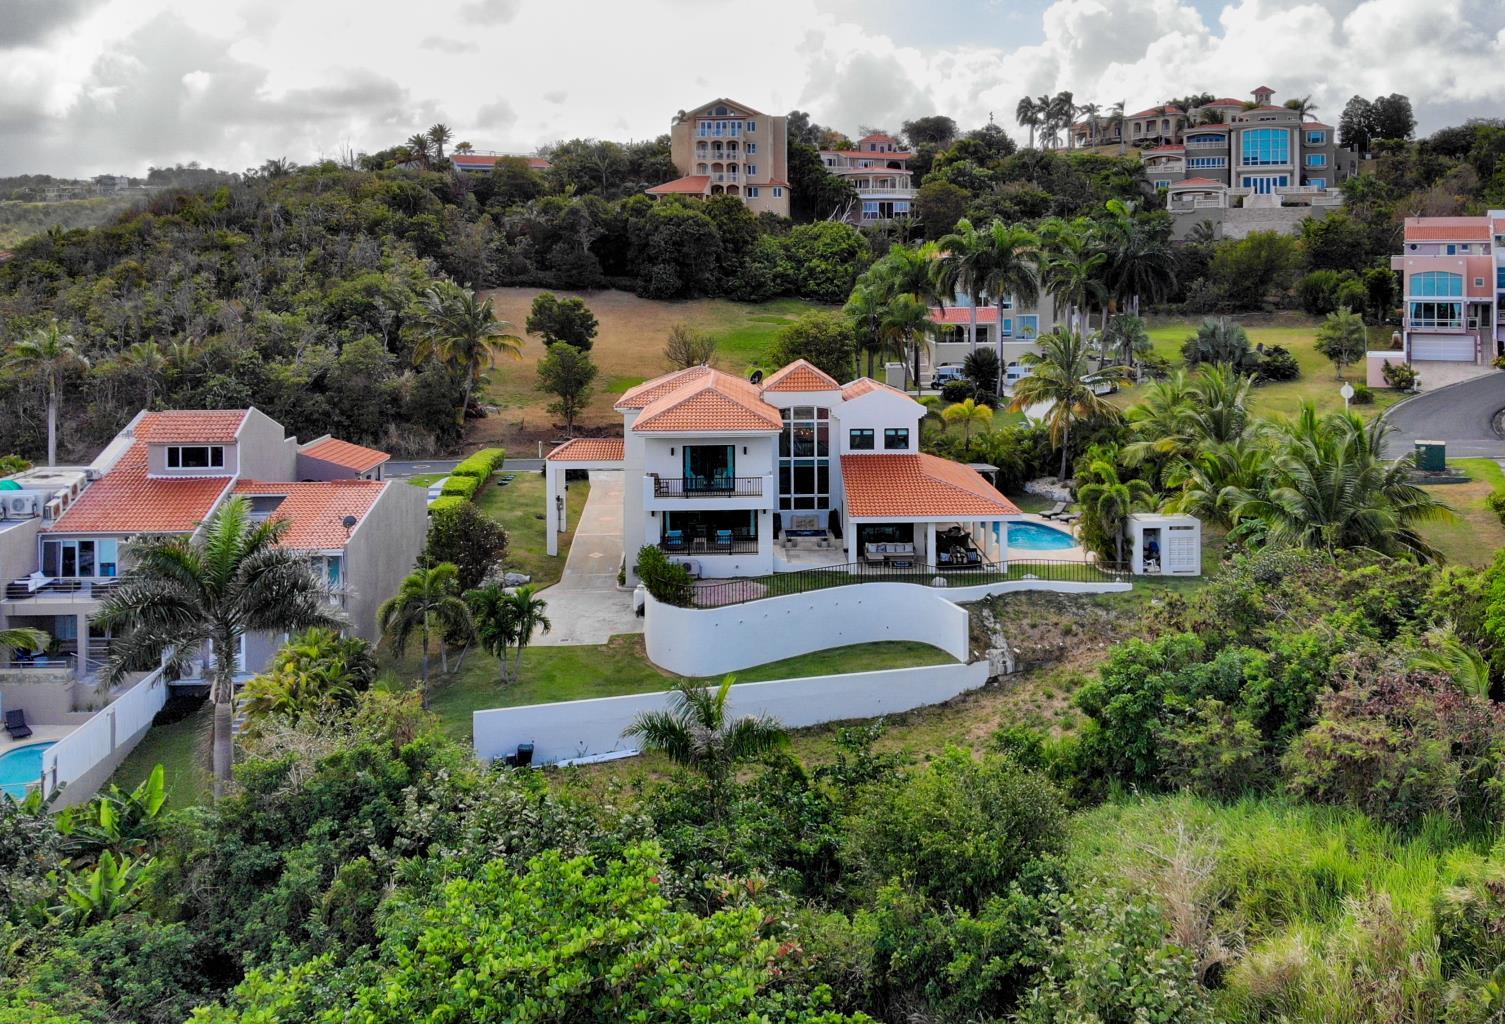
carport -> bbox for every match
[543,438,624,556]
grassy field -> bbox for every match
[473,288,828,448]
[109,704,213,807]
[1419,458,1505,567]
[403,635,957,740]
[1115,312,1405,420]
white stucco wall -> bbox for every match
[835,390,921,453]
[643,584,972,677]
[473,659,992,766]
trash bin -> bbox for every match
[1415,441,1446,472]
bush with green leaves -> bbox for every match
[634,544,694,606]
[438,473,480,500]
[448,447,504,480]
[1381,359,1419,389]
[424,494,465,515]
[1254,344,1301,382]
[424,499,508,591]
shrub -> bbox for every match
[439,474,480,500]
[1351,383,1374,405]
[1381,359,1419,390]
[1298,269,1344,315]
[426,495,466,515]
[425,501,508,591]
[450,448,505,480]
[1486,491,1505,527]
[940,378,975,403]
[634,545,693,606]
[1254,345,1301,382]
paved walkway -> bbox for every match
[532,471,643,646]
[1383,370,1505,459]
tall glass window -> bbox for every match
[779,406,830,511]
[1408,301,1463,328]
[1411,271,1463,297]
[1240,128,1290,166]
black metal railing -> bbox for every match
[653,476,764,498]
[672,558,1130,608]
[4,577,119,601]
[660,531,760,555]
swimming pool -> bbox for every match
[1001,520,1078,551]
[0,742,54,801]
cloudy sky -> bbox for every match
[1,0,1501,177]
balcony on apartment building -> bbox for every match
[652,475,765,498]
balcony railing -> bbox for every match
[660,532,759,555]
[653,476,763,498]
[4,577,120,602]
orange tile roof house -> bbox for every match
[648,99,791,217]
[587,359,1024,583]
[0,408,427,683]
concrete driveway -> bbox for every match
[1383,370,1505,459]
[531,471,643,646]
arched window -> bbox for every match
[1411,271,1463,297]
[1240,128,1290,166]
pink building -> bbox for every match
[1381,212,1505,379]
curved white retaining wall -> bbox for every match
[474,660,992,766]
[645,584,972,678]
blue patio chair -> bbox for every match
[715,529,734,550]
[665,529,685,551]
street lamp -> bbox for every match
[1340,381,1355,411]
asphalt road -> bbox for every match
[384,458,544,479]
[1383,374,1505,458]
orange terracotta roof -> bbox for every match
[233,480,387,550]
[841,378,913,401]
[1404,217,1491,241]
[1205,98,1244,106]
[134,410,247,444]
[300,437,389,473]
[646,175,711,195]
[841,454,1021,519]
[633,370,781,433]
[930,306,1001,325]
[48,445,229,535]
[615,366,714,410]
[761,359,839,393]
[860,132,898,142]
[546,437,625,462]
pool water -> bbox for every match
[0,742,54,801]
[1000,521,1078,551]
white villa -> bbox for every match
[544,361,1024,581]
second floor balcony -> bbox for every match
[652,476,764,498]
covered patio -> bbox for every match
[840,453,1020,568]
[543,437,625,556]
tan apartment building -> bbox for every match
[647,98,791,217]
[819,132,917,224]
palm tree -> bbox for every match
[1102,313,1151,367]
[404,134,432,168]
[981,221,1041,388]
[1228,406,1453,561]
[844,284,892,377]
[1109,100,1127,155]
[1078,459,1155,564]
[0,627,48,658]
[238,627,368,726]
[1163,436,1269,527]
[426,123,453,161]
[377,563,473,703]
[943,397,993,444]
[1037,93,1061,148]
[1100,200,1176,363]
[1041,236,1108,338]
[1009,330,1128,479]
[5,320,90,466]
[623,676,786,811]
[94,497,342,798]
[113,341,167,408]
[465,584,520,683]
[502,585,550,681]
[1053,91,1077,149]
[1410,627,1491,698]
[1078,102,1101,146]
[412,285,523,426]
[453,141,475,155]
[1015,96,1041,150]
[1283,96,1319,122]
[880,295,935,394]
[934,219,995,356]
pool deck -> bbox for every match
[0,723,74,755]
[1008,514,1090,562]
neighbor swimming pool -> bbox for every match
[0,741,54,801]
[1000,520,1078,552]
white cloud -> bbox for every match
[0,0,1499,176]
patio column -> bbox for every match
[925,522,936,566]
[75,611,89,680]
[545,460,562,557]
[987,521,1002,563]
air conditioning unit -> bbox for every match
[7,495,40,518]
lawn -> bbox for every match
[472,288,829,449]
[1113,312,1405,420]
[406,470,588,588]
[1418,457,1505,567]
[109,703,213,808]
[406,634,956,740]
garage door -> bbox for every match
[1413,335,1476,361]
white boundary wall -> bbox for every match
[42,667,167,807]
[474,660,991,766]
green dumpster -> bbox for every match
[1415,440,1447,472]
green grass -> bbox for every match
[1418,457,1505,566]
[108,704,212,808]
[707,297,834,370]
[407,635,955,740]
[1116,314,1405,420]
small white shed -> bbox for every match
[1126,513,1201,576]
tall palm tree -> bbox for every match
[1053,91,1077,150]
[1078,459,1155,564]
[843,284,892,377]
[1109,100,1127,155]
[465,583,520,683]
[934,219,995,356]
[503,585,550,681]
[624,675,786,812]
[412,286,523,426]
[1015,97,1041,150]
[377,563,473,703]
[5,320,90,466]
[114,341,166,409]
[943,397,993,443]
[1009,330,1128,479]
[1283,96,1319,122]
[404,134,432,168]
[1041,234,1108,337]
[981,221,1042,388]
[1078,102,1101,146]
[880,295,935,394]
[426,123,453,161]
[95,497,342,798]
[1100,199,1175,364]
[1228,406,1452,561]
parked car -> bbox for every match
[929,364,966,389]
[1081,373,1118,396]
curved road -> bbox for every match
[1384,374,1505,459]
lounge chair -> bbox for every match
[5,709,32,740]
[715,529,734,551]
[664,530,686,552]
[1041,502,1068,520]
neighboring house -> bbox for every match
[565,361,1020,583]
[819,132,917,224]
[449,153,551,174]
[1379,212,1505,373]
[0,408,427,682]
[927,290,1061,381]
[645,98,791,217]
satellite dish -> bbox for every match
[749,369,764,384]
[341,515,358,530]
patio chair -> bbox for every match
[714,529,734,551]
[4,709,32,740]
[1041,502,1068,520]
[664,529,685,552]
